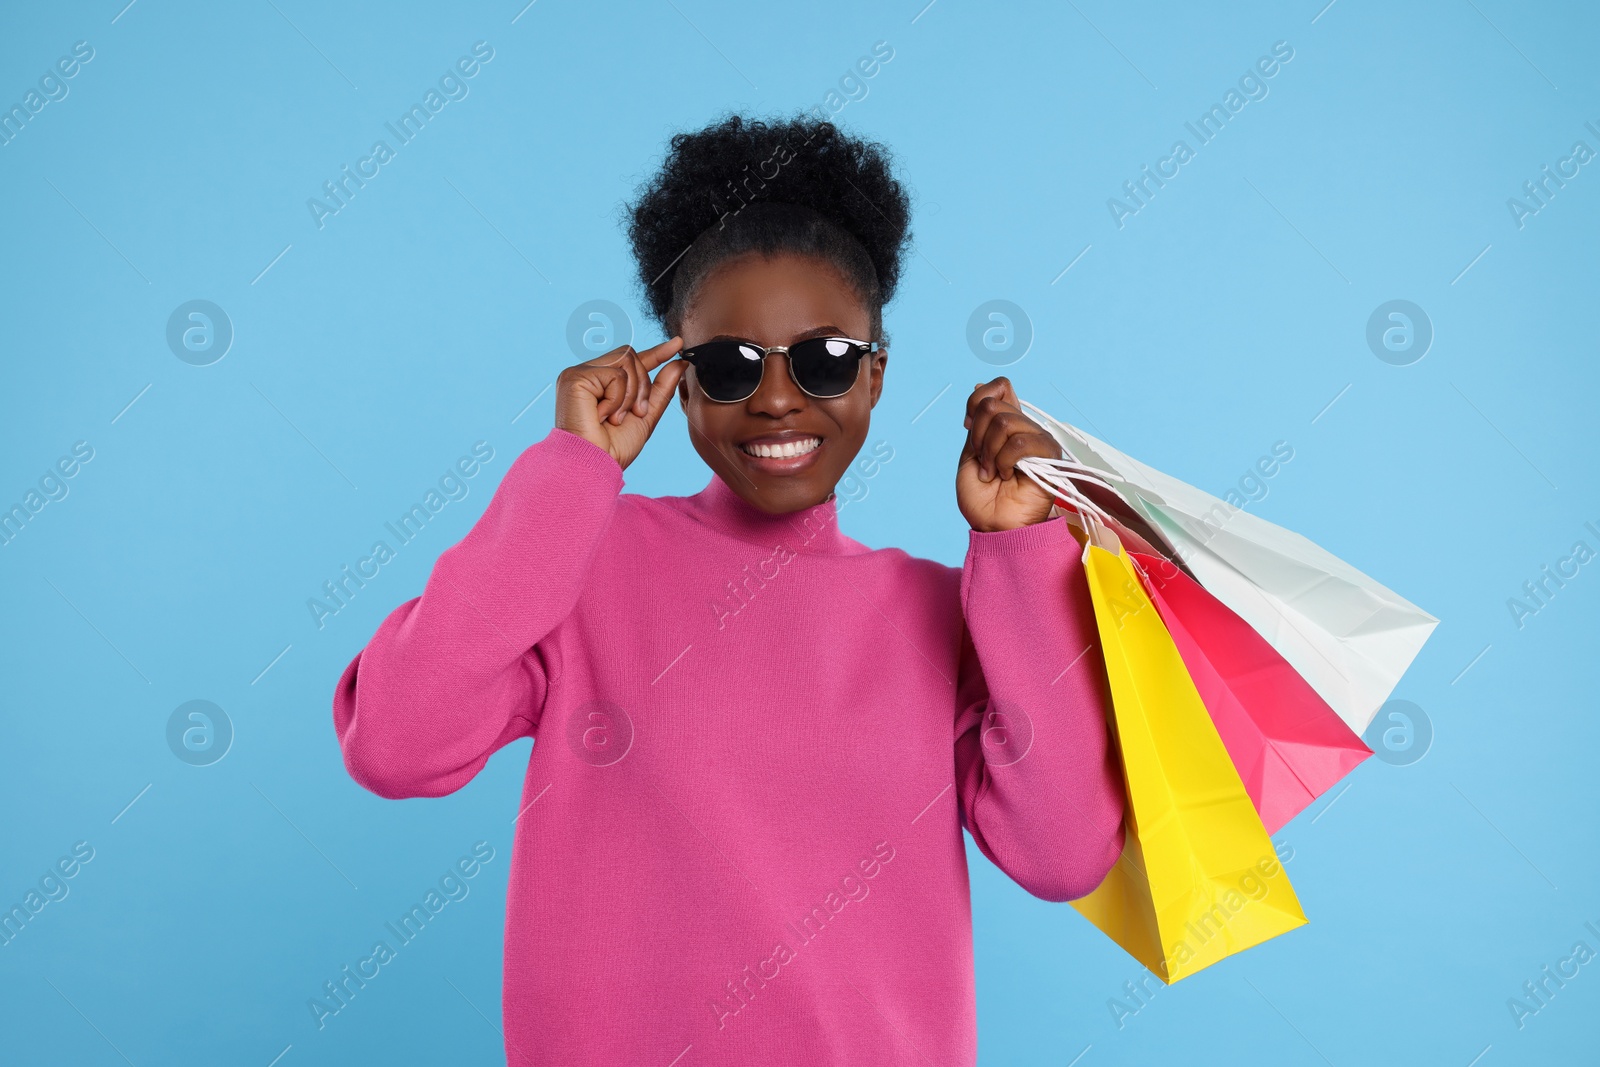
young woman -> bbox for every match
[333,113,1125,1065]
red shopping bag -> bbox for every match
[1129,550,1372,834]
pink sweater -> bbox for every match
[333,428,1125,1066]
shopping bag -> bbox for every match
[1048,498,1186,575]
[1067,516,1307,983]
[1018,401,1438,736]
[1129,549,1373,835]
[1039,458,1191,577]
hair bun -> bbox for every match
[625,113,912,334]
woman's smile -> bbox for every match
[737,431,824,473]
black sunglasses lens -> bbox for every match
[688,342,765,401]
[789,338,867,398]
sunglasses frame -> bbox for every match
[678,336,881,404]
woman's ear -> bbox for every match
[867,348,888,409]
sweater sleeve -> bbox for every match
[954,514,1127,903]
[333,428,624,800]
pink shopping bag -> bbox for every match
[1129,550,1373,834]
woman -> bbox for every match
[333,113,1125,1065]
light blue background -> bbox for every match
[2,0,1596,1063]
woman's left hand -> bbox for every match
[957,377,1064,532]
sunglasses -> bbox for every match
[678,336,879,403]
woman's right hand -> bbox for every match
[554,337,686,470]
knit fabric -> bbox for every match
[333,427,1125,1065]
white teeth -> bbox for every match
[742,437,820,459]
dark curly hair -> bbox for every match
[624,112,912,346]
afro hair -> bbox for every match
[624,112,912,344]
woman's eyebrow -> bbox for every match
[702,325,853,344]
[792,324,851,341]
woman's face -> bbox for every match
[676,251,887,515]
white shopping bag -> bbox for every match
[1016,400,1438,735]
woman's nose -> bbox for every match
[747,352,805,415]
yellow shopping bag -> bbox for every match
[1070,522,1307,983]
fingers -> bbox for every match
[976,411,1032,479]
[620,339,683,420]
[556,337,685,445]
[991,430,1060,482]
[580,349,619,425]
[629,338,684,420]
[587,339,680,425]
[594,356,630,426]
[962,378,1018,478]
[641,358,687,431]
[612,348,643,425]
[636,335,684,373]
[625,348,649,419]
[962,376,1056,481]
[962,376,1018,430]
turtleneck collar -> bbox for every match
[672,473,866,556]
